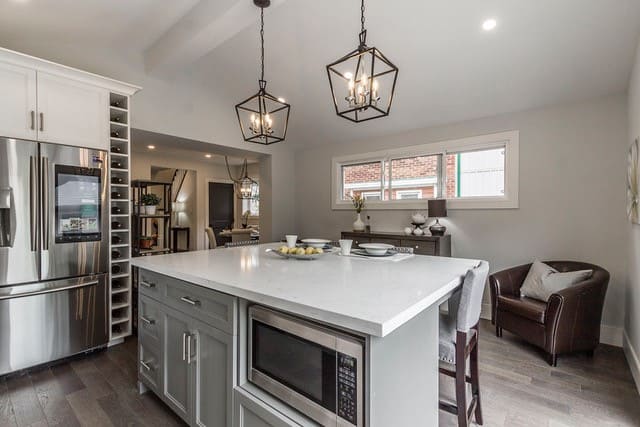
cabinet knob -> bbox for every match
[415,245,419,249]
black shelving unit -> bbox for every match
[131,180,173,257]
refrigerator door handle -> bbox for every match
[0,276,100,300]
[30,156,37,251]
[41,156,49,251]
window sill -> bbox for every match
[332,196,518,211]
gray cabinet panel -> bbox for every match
[192,318,234,427]
[234,388,301,427]
[163,306,192,423]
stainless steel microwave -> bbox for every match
[248,305,364,427]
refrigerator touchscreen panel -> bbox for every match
[55,165,102,243]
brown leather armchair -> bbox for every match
[489,261,609,366]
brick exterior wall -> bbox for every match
[343,154,459,199]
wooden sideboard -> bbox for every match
[341,231,451,257]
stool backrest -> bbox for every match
[449,261,490,332]
[205,227,217,249]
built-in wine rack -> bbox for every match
[108,92,132,343]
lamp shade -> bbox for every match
[172,202,185,213]
[427,199,447,218]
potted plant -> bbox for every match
[350,193,366,232]
[139,236,154,249]
[141,193,160,215]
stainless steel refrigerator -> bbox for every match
[0,137,109,376]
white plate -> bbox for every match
[359,243,395,256]
[301,238,331,248]
[266,248,330,261]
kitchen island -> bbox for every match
[132,243,480,427]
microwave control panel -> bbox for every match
[337,353,357,425]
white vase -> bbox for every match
[353,212,365,232]
[145,205,157,215]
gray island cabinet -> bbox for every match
[132,243,480,427]
[137,269,236,427]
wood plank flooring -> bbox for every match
[0,320,638,426]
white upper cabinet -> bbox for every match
[0,47,140,150]
[37,72,108,149]
[0,61,37,140]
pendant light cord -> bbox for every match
[260,7,265,82]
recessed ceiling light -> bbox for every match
[277,97,286,103]
[147,145,156,150]
[482,18,497,31]
[205,154,212,158]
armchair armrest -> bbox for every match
[488,264,532,323]
[545,271,609,354]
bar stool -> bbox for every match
[439,261,489,427]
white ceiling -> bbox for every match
[131,129,261,166]
[2,0,640,150]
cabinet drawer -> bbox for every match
[401,240,436,255]
[234,388,302,427]
[138,269,166,300]
[165,279,236,334]
[139,342,161,393]
[139,295,162,347]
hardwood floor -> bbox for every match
[0,320,638,427]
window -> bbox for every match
[241,182,260,216]
[331,131,518,210]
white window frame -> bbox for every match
[396,189,423,200]
[331,130,519,210]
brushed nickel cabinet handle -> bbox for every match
[140,316,155,325]
[30,111,35,130]
[182,332,187,361]
[39,112,43,132]
[140,281,155,288]
[140,360,153,371]
[187,334,193,365]
[180,296,200,306]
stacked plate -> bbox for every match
[354,243,397,257]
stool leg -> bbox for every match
[470,342,483,425]
[455,331,468,427]
[496,326,502,337]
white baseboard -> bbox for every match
[480,303,623,347]
[623,330,640,395]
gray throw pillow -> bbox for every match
[520,260,592,302]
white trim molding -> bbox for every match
[623,330,640,394]
[331,130,519,211]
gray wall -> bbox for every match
[294,94,628,334]
[626,36,640,388]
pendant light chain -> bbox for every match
[260,7,265,83]
[361,0,365,33]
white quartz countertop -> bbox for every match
[131,243,481,337]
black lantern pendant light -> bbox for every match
[235,0,290,145]
[226,157,258,200]
[326,0,398,122]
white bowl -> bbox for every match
[411,213,426,224]
[359,243,395,255]
[301,238,331,248]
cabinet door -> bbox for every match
[36,72,108,149]
[162,306,193,423]
[234,388,301,427]
[0,62,37,140]
[191,318,234,427]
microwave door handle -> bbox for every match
[41,157,49,251]
[30,156,37,251]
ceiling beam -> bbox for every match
[144,0,286,75]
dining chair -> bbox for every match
[439,261,489,427]
[224,240,260,248]
[205,227,217,249]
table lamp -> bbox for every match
[173,202,185,227]
[427,199,447,236]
